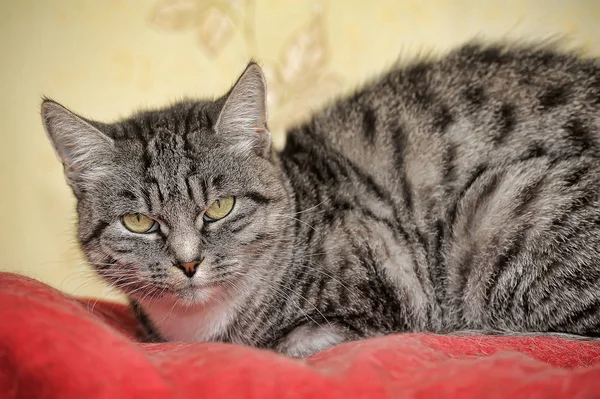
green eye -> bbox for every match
[203,196,235,222]
[122,213,158,233]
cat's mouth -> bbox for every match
[188,279,213,288]
[101,262,226,306]
[163,280,222,305]
[123,282,217,307]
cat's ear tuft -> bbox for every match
[41,99,114,180]
[215,62,271,156]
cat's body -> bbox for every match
[42,43,600,357]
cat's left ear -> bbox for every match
[215,62,270,156]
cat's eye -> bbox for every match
[203,196,235,222]
[121,213,158,234]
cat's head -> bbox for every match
[41,63,294,307]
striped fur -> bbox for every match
[42,43,600,357]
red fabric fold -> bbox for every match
[1,272,600,399]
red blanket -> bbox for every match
[1,272,600,398]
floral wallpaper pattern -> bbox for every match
[149,0,342,142]
[1,0,599,301]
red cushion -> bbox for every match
[2,272,600,398]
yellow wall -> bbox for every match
[1,0,599,302]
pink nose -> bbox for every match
[176,261,200,278]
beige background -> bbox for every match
[1,0,599,302]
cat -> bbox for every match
[41,42,600,357]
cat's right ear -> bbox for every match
[41,99,114,183]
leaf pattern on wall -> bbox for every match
[263,5,342,136]
[149,0,198,31]
[148,0,342,145]
[196,7,235,55]
[149,0,252,57]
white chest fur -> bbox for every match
[143,292,240,342]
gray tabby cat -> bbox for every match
[41,42,600,357]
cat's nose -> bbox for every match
[175,261,200,278]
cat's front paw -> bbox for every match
[276,323,350,358]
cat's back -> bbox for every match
[279,42,600,335]
[314,41,600,138]
[286,42,600,209]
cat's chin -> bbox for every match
[129,282,220,308]
[167,284,222,308]
[173,285,219,307]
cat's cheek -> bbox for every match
[276,324,349,358]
